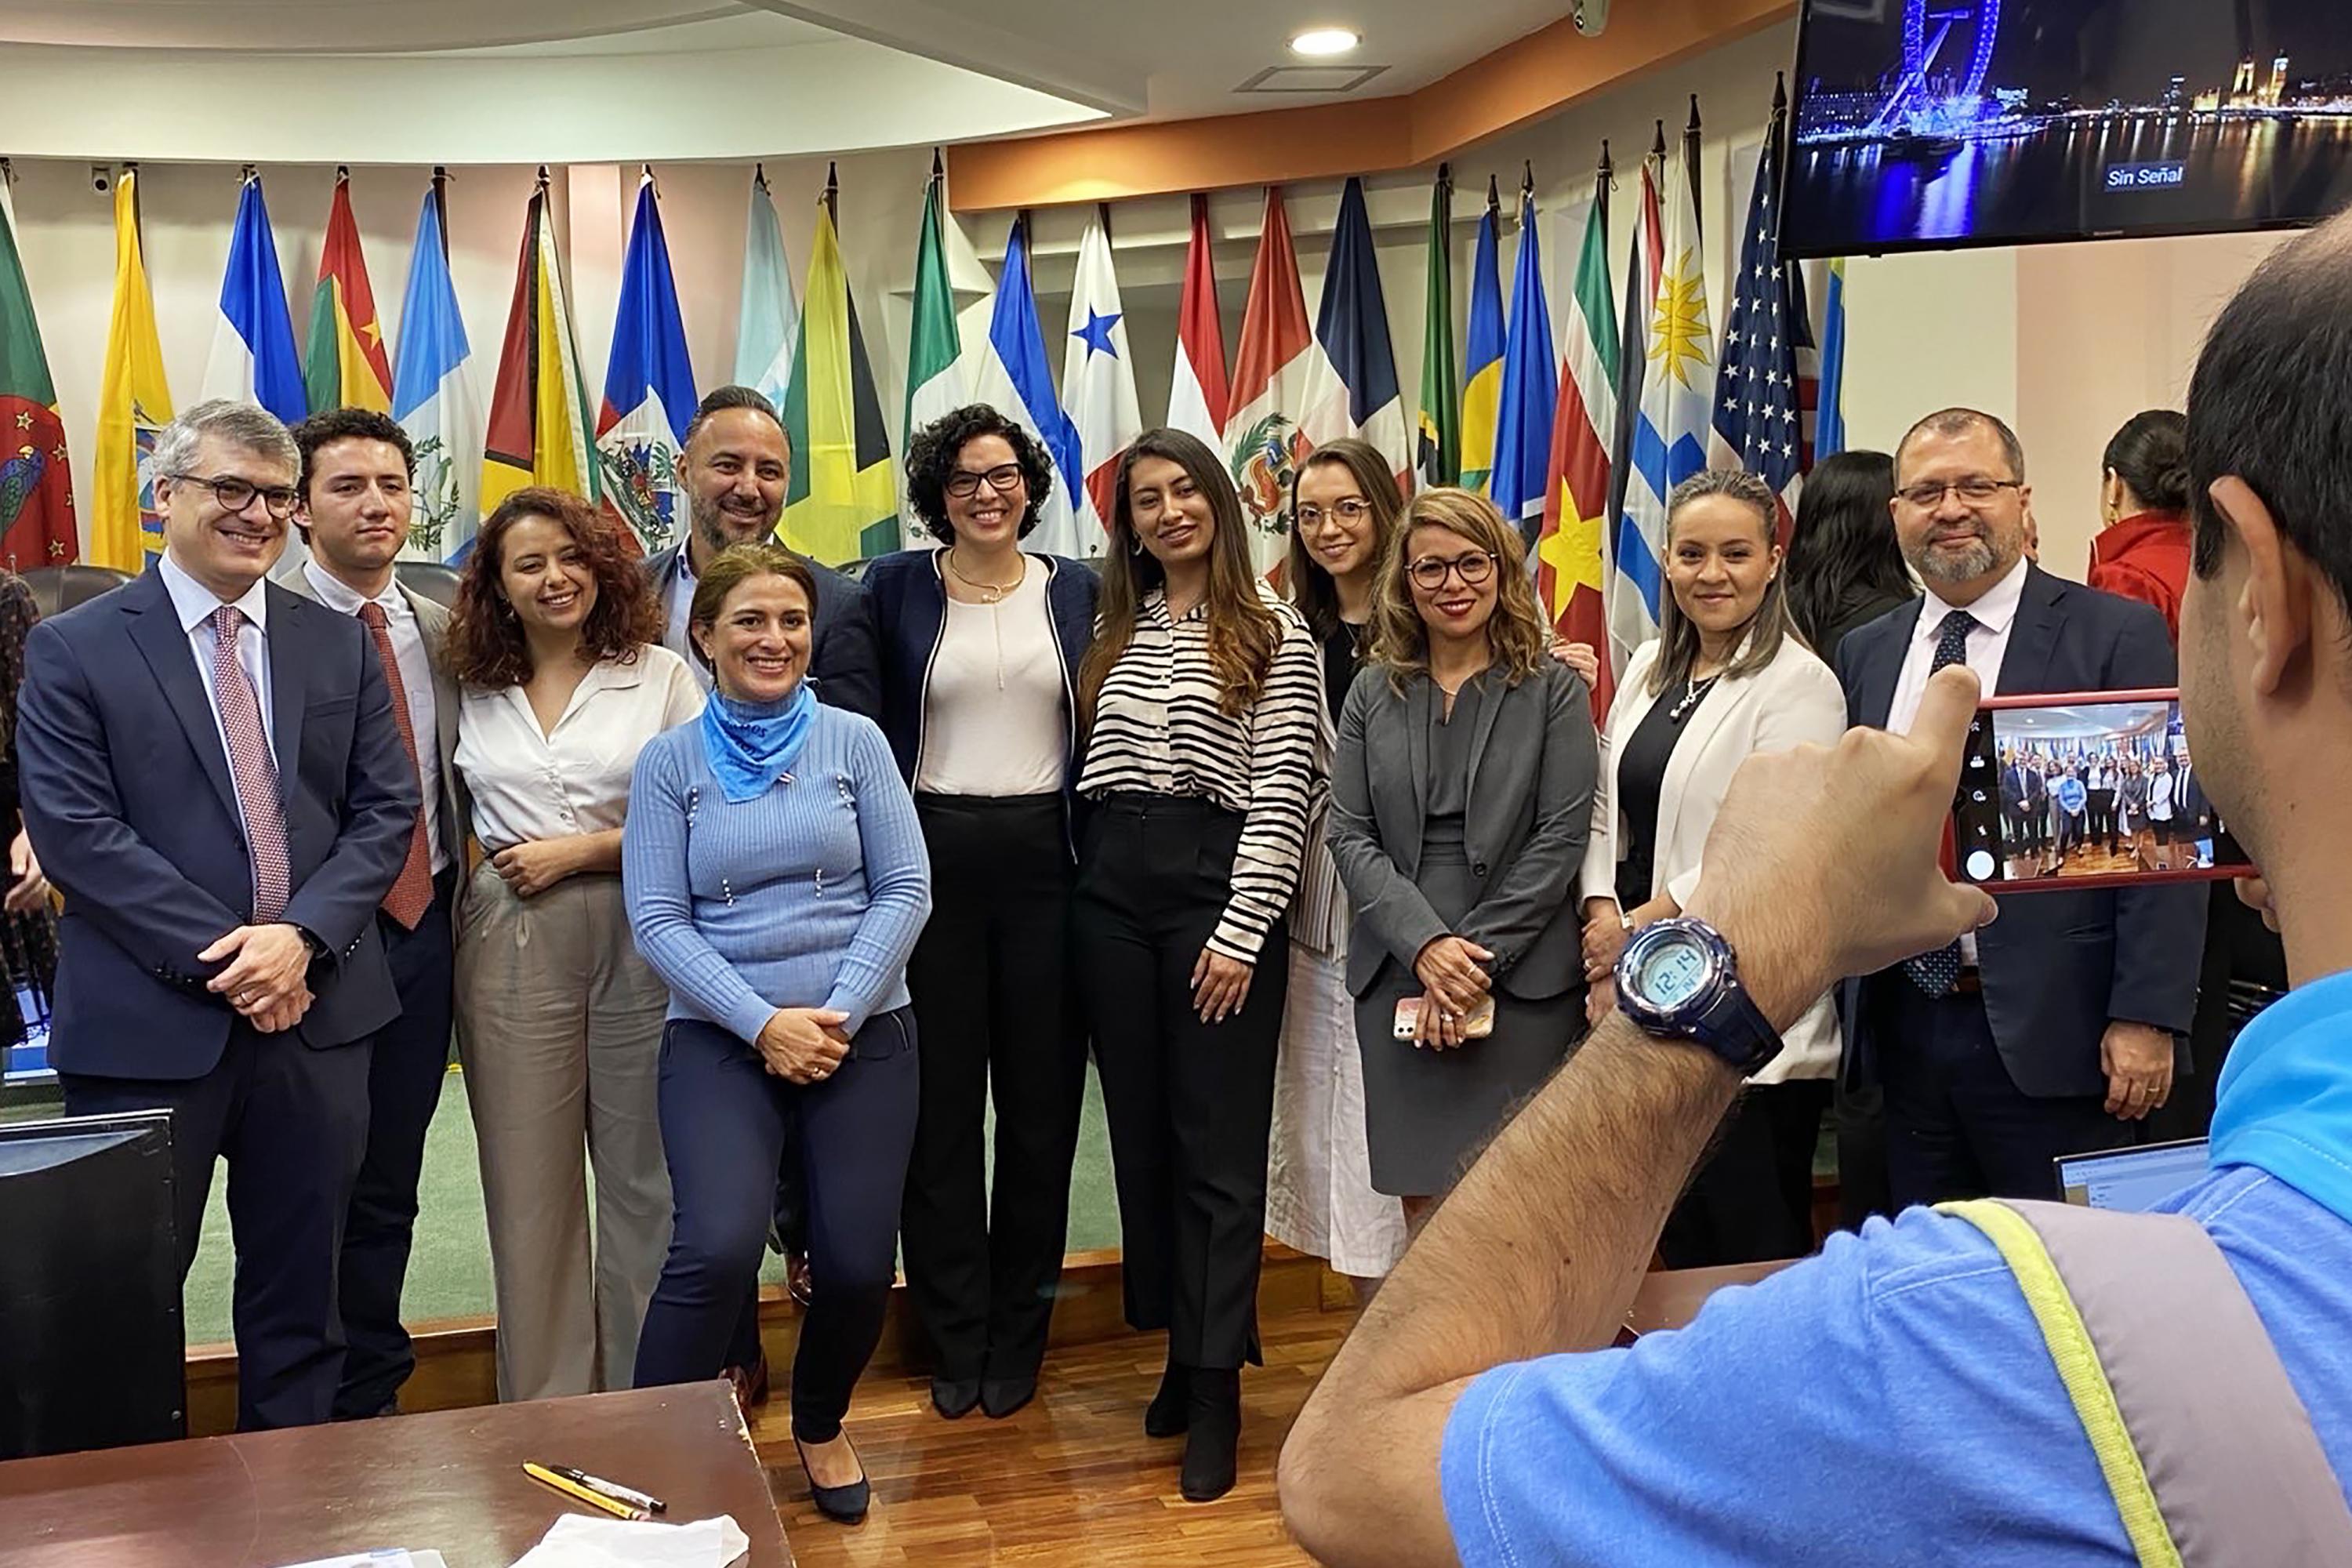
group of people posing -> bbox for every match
[15,371,2221,1523]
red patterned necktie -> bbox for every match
[209,606,291,924]
[358,600,435,931]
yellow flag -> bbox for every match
[779,185,896,564]
[89,169,174,572]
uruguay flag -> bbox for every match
[391,174,483,562]
[1298,176,1409,492]
[597,170,699,556]
[1490,178,1558,543]
[971,216,1083,557]
[199,173,307,426]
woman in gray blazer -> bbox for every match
[1327,488,1597,1205]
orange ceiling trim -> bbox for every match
[944,0,1796,213]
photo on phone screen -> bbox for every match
[1954,688,2251,891]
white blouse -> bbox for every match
[913,564,1065,798]
[455,643,704,854]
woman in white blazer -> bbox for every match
[1578,469,1847,1269]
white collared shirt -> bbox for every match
[158,550,275,759]
[453,643,704,854]
[303,560,448,873]
[1889,554,2030,962]
[660,550,713,693]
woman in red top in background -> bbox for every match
[2086,409,2191,641]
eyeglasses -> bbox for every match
[1407,551,1497,590]
[1895,476,2022,510]
[166,473,300,521]
[945,463,1025,499]
[1295,498,1374,529]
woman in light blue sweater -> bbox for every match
[623,543,931,1525]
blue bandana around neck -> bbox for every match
[700,683,817,803]
[2209,964,2352,1226]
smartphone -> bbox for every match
[1954,688,2252,891]
[1394,995,1497,1039]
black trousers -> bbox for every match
[2086,789,2118,853]
[634,1013,917,1443]
[1076,796,1287,1371]
[1875,979,2130,1208]
[1659,1079,1833,1269]
[334,873,457,1418]
[900,794,1087,1384]
[62,1019,372,1431]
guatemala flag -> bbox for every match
[391,176,483,562]
[199,173,307,426]
[971,216,1084,557]
[597,170,699,556]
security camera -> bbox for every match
[1573,0,1609,34]
[91,164,111,194]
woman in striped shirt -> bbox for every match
[1074,427,1327,1504]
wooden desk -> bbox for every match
[0,1380,792,1568]
[1622,1259,1792,1340]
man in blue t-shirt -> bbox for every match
[1277,214,2352,1566]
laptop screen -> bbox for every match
[2055,1138,2210,1211]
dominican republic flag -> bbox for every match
[1711,88,1804,540]
[1226,186,1327,578]
[1299,176,1410,493]
[1490,174,1558,543]
[1534,161,1619,717]
[1063,206,1141,555]
[1166,193,1230,456]
[201,173,307,426]
[1459,179,1505,495]
[391,173,481,562]
[597,170,699,556]
[973,215,1084,557]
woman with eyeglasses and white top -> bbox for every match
[861,405,1098,1425]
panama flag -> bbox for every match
[971,215,1084,556]
[735,165,799,408]
[1063,205,1141,554]
[1459,179,1505,495]
[903,153,964,467]
[1166,193,1229,456]
[390,173,481,562]
[201,173,307,426]
[90,169,172,571]
[1534,161,1619,717]
[1299,176,1410,492]
[481,169,601,537]
[1615,142,1714,656]
[1225,187,1326,578]
[303,169,393,416]
[596,171,698,556]
[0,164,78,567]
[1490,173,1557,542]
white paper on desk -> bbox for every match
[274,1554,450,1568]
[507,1513,750,1568]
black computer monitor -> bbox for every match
[0,1111,186,1457]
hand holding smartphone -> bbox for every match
[1394,994,1496,1041]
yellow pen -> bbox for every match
[524,1461,652,1521]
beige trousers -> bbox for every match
[455,864,673,1402]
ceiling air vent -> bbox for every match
[1234,64,1390,94]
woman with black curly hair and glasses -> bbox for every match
[861,405,1098,1423]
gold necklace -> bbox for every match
[945,549,1025,604]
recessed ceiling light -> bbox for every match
[1290,27,1361,57]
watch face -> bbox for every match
[1635,934,1712,1008]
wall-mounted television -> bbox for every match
[1781,0,2352,259]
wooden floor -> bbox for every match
[745,1303,1351,1566]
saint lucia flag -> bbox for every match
[972,214,1084,557]
[1459,179,1505,495]
[1299,176,1410,492]
[390,172,481,562]
[1490,174,1557,541]
[481,171,600,534]
[597,169,698,555]
[201,172,307,426]
[781,167,897,564]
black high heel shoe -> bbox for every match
[1179,1368,1241,1502]
[1144,1357,1190,1438]
[794,1434,872,1525]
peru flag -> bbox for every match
[1166,193,1229,457]
[1225,186,1328,579]
[1062,205,1139,555]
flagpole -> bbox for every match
[1595,140,1612,245]
[431,167,451,264]
[825,161,839,224]
[1684,96,1704,239]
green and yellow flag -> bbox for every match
[90,167,173,571]
[479,169,598,528]
[304,169,394,415]
[781,167,896,564]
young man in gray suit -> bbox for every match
[279,408,468,1418]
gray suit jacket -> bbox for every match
[1327,658,1598,1002]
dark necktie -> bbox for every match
[209,607,291,924]
[1904,608,1978,996]
[358,600,435,931]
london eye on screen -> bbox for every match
[1781,0,2352,257]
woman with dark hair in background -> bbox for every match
[1781,449,1915,659]
[2087,408,2191,641]
[1074,428,1323,1502]
[862,405,1098,1423]
[1268,439,1408,1297]
[448,488,702,1403]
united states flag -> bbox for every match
[1710,90,1804,541]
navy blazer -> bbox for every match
[644,543,882,720]
[17,567,419,1080]
[860,548,1098,798]
[1834,565,2205,1098]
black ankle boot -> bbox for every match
[1179,1368,1240,1502]
[1144,1356,1189,1437]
